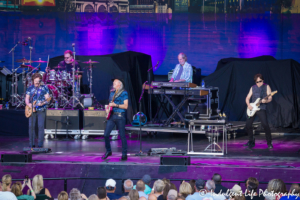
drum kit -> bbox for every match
[7,40,101,109]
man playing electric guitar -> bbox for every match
[244,74,273,149]
[102,78,128,161]
[25,73,50,148]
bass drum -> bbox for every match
[46,84,60,101]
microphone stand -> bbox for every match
[135,81,148,156]
[147,61,159,123]
[62,115,72,141]
[9,42,19,106]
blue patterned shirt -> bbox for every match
[171,62,193,83]
[26,85,50,111]
[109,90,128,113]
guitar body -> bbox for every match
[106,106,113,120]
[25,97,52,118]
[247,98,261,117]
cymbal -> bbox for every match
[15,58,31,63]
[82,60,99,64]
[32,60,47,63]
[21,64,34,69]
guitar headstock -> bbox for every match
[271,90,278,96]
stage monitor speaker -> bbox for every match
[1,153,32,163]
[45,109,82,130]
[160,156,190,166]
[83,110,108,130]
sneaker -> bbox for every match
[268,143,273,149]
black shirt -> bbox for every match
[57,61,82,74]
[107,193,123,200]
[158,195,164,200]
[214,184,229,195]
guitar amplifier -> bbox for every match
[45,109,82,134]
[188,87,219,119]
[81,110,118,135]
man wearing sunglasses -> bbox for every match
[244,74,273,149]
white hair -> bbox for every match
[178,53,187,61]
[124,179,133,191]
[89,194,99,200]
[205,180,215,192]
[69,188,81,200]
[154,180,165,193]
[167,195,176,200]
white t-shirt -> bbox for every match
[0,191,18,200]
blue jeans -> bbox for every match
[104,112,127,155]
[28,111,45,147]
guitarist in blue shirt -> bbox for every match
[103,78,128,161]
[244,74,273,149]
[25,73,50,148]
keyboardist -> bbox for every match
[169,53,193,83]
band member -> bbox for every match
[102,78,128,161]
[169,53,193,83]
[25,73,50,148]
[244,74,273,149]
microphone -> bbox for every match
[72,43,75,47]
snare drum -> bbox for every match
[48,70,57,81]
[60,70,70,80]
[46,84,60,100]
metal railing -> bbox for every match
[12,177,300,192]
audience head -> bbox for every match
[58,191,69,200]
[124,179,133,192]
[149,194,158,200]
[212,173,222,185]
[267,179,287,193]
[154,180,165,193]
[163,178,171,185]
[176,196,185,200]
[189,180,196,194]
[142,175,152,185]
[136,180,146,192]
[170,183,177,191]
[245,177,259,191]
[179,182,192,198]
[89,194,99,200]
[230,184,242,195]
[2,174,12,191]
[205,180,215,192]
[163,182,171,200]
[139,197,147,200]
[233,195,246,200]
[289,184,300,194]
[69,188,81,200]
[97,187,107,199]
[11,182,23,197]
[32,174,44,194]
[106,179,117,192]
[129,189,139,200]
[122,196,131,200]
[195,179,206,192]
[167,189,178,200]
[247,182,258,194]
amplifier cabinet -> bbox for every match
[188,87,219,119]
[45,109,82,130]
[82,110,118,135]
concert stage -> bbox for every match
[1,131,300,198]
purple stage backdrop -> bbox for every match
[0,13,300,75]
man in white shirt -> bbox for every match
[137,180,148,200]
[200,180,226,200]
[169,53,193,83]
[0,191,18,200]
[186,179,206,200]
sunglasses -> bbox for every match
[64,57,71,59]
[256,80,263,83]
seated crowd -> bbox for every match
[0,173,299,200]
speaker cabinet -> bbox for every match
[1,154,32,163]
[160,156,191,165]
[45,109,82,130]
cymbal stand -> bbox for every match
[9,42,19,106]
[63,43,83,109]
[58,71,69,108]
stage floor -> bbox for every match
[1,132,300,168]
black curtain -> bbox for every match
[203,59,300,129]
[49,51,153,123]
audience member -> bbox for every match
[233,195,246,200]
[245,181,264,200]
[124,179,134,195]
[0,190,18,200]
[163,183,171,200]
[167,189,178,200]
[280,184,300,200]
[152,180,165,200]
[170,183,177,192]
[186,179,205,200]
[179,182,192,198]
[2,174,12,192]
[69,188,88,200]
[27,175,52,198]
[139,197,147,200]
[106,179,122,200]
[267,179,287,200]
[189,180,196,195]
[89,194,100,200]
[97,187,108,200]
[200,180,226,200]
[212,174,229,194]
[230,184,242,196]
[122,196,130,200]
[149,194,158,200]
[11,180,36,200]
[163,179,171,186]
[58,191,69,200]
[176,196,185,200]
[129,189,140,200]
[136,180,148,200]
[133,175,152,195]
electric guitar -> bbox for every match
[25,97,52,118]
[247,90,277,117]
[106,89,118,120]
